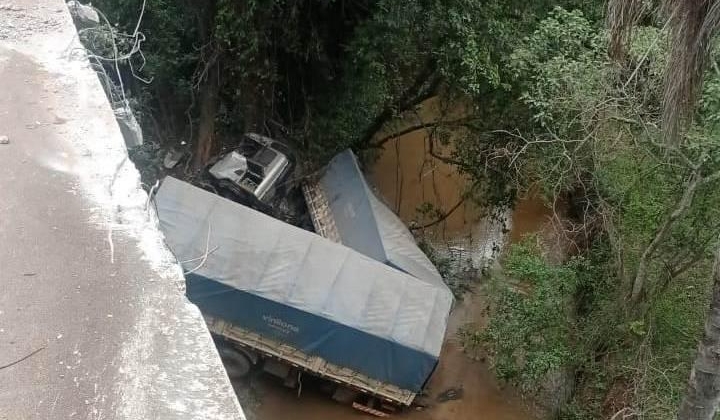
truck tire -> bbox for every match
[218,345,252,379]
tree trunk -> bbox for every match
[192,0,219,170]
[677,243,720,420]
[193,63,220,169]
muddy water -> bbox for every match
[251,292,536,420]
[509,195,552,244]
[367,117,549,270]
[368,130,477,237]
[367,98,479,240]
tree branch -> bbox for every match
[356,60,441,147]
[428,135,464,166]
[369,117,475,148]
[631,171,702,302]
[631,167,720,302]
[370,122,443,148]
[410,198,466,231]
[670,253,706,279]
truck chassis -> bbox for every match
[206,315,417,411]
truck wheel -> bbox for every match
[218,345,252,379]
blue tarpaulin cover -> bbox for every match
[155,176,453,392]
[318,150,445,286]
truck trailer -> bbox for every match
[155,165,453,414]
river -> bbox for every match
[367,103,551,268]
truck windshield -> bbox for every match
[252,147,277,167]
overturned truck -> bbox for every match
[156,153,452,415]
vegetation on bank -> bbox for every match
[80,1,720,418]
[472,7,720,418]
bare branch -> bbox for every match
[370,117,475,148]
[184,224,213,275]
[410,199,466,231]
[631,167,720,302]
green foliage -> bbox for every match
[307,0,601,162]
[482,240,587,389]
[640,265,713,415]
[471,8,720,418]
[509,7,605,130]
[698,64,720,130]
[497,5,720,292]
[91,0,373,149]
[91,0,602,169]
[449,6,608,206]
[306,0,510,158]
[478,236,712,419]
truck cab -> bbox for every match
[207,133,293,211]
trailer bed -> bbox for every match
[206,316,416,405]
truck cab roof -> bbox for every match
[208,133,291,203]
